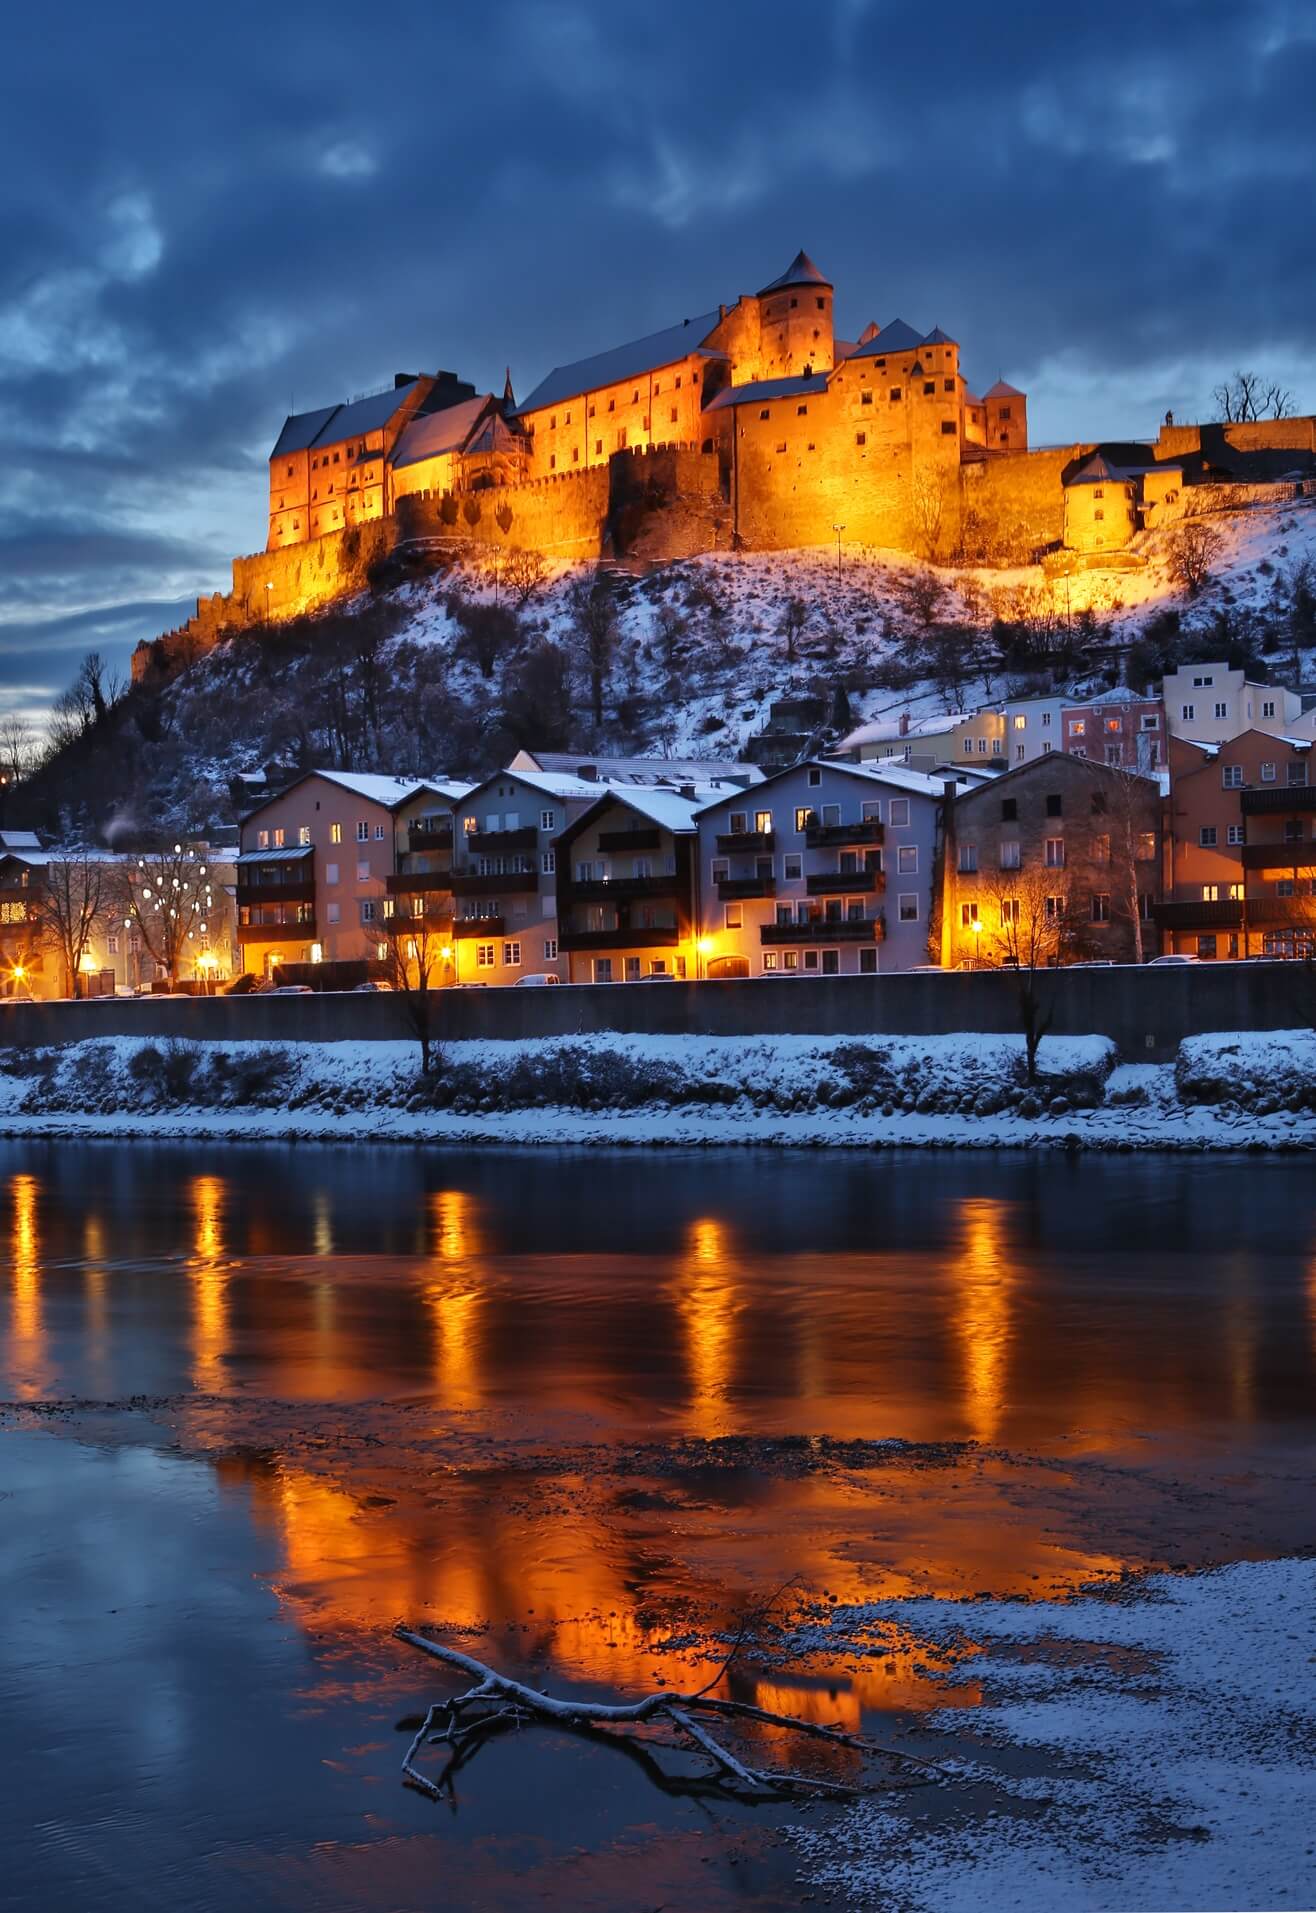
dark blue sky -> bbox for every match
[1,0,1311,719]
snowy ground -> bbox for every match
[2,1027,1314,1149]
[787,1557,1316,1911]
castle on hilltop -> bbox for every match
[264,251,1028,559]
[130,250,1316,683]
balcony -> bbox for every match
[451,914,505,939]
[236,879,316,907]
[560,925,681,951]
[597,826,660,852]
[238,917,316,942]
[761,917,883,945]
[806,869,882,896]
[449,869,539,895]
[466,825,537,854]
[1238,841,1315,869]
[569,874,680,902]
[716,829,774,854]
[386,870,454,894]
[717,874,776,900]
[406,823,453,853]
[805,820,884,849]
[1240,784,1316,814]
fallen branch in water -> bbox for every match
[394,1627,943,1804]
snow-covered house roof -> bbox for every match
[560,780,748,842]
[0,830,41,850]
[837,712,961,750]
[390,395,496,469]
[704,372,830,413]
[513,312,722,417]
[240,769,458,821]
[509,750,761,786]
[270,385,421,460]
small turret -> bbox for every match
[755,249,835,380]
[501,366,516,414]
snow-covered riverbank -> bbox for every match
[1,1028,1314,1149]
[787,1556,1316,1911]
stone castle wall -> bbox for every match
[958,446,1080,560]
[1156,416,1316,461]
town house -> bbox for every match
[236,770,457,979]
[947,755,1162,967]
[695,760,961,977]
[1155,731,1316,958]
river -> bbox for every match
[3,1142,1314,1909]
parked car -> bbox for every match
[634,973,676,983]
[1147,954,1201,966]
[269,983,313,995]
[224,972,268,995]
[512,973,561,987]
[352,980,393,992]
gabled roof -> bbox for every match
[921,326,958,346]
[984,379,1023,400]
[704,372,830,413]
[271,404,343,459]
[757,250,832,295]
[509,749,761,785]
[849,318,925,358]
[235,846,315,866]
[694,756,965,815]
[390,394,495,469]
[312,382,420,445]
[269,383,421,461]
[514,312,722,417]
[241,768,456,820]
[559,780,748,843]
[0,830,41,850]
[1066,449,1178,487]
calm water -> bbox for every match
[3,1142,1315,1909]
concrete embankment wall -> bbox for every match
[6,966,1312,1062]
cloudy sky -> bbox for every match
[2,0,1311,720]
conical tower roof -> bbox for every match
[502,366,516,409]
[758,250,832,296]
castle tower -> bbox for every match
[755,250,835,381]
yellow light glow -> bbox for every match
[440,945,453,960]
[189,1174,228,1394]
[697,937,714,955]
[79,952,98,972]
[672,1217,741,1436]
[952,1196,1014,1444]
[425,1191,484,1408]
[9,1172,43,1398]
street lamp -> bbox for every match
[831,523,846,577]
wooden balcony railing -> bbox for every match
[805,820,884,849]
[716,875,776,900]
[760,917,882,945]
[466,825,538,853]
[450,869,538,895]
[806,869,882,896]
[715,829,774,854]
[568,874,680,902]
[597,827,660,852]
[559,926,681,951]
[451,914,505,939]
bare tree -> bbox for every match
[1168,521,1224,598]
[500,546,549,607]
[376,902,449,1075]
[449,596,521,681]
[1094,772,1159,964]
[0,716,38,787]
[118,843,217,986]
[779,595,808,664]
[28,852,112,996]
[908,469,950,563]
[1212,370,1296,423]
[982,864,1070,1083]
[568,571,620,727]
[894,565,948,631]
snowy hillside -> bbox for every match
[25,491,1316,837]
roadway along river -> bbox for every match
[2,1142,1313,1909]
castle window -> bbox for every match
[999,432,1009,443]
[776,442,787,454]
[572,447,579,462]
[856,432,866,446]
[789,297,797,308]
[890,388,902,401]
[1093,487,1105,499]
[565,411,571,424]
[1094,509,1104,521]
[653,383,659,394]
[550,415,556,429]
[589,404,596,417]
[608,398,615,411]
[595,440,602,455]
[807,441,816,451]
[550,455,556,470]
[999,406,1012,420]
[944,379,955,392]
[333,451,340,462]
[941,420,956,435]
[861,390,872,406]
[817,296,825,309]
[632,390,638,402]
[759,408,770,420]
[924,382,935,395]
[876,358,886,369]
[670,408,678,423]
[675,376,682,388]
[286,465,293,477]
[796,404,807,416]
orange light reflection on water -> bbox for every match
[951,1197,1014,1444]
[424,1190,483,1410]
[9,1173,43,1397]
[189,1174,228,1394]
[672,1218,742,1436]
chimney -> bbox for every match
[576,763,598,782]
[939,777,959,971]
[394,373,418,388]
[679,783,696,800]
[899,710,910,737]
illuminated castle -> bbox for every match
[264,251,1029,562]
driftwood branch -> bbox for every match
[395,1626,942,1804]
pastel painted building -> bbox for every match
[1159,661,1302,743]
[1063,451,1184,552]
[236,770,459,977]
[694,759,968,976]
[1061,689,1166,771]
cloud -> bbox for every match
[0,0,1308,719]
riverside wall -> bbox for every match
[5,965,1312,1062]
